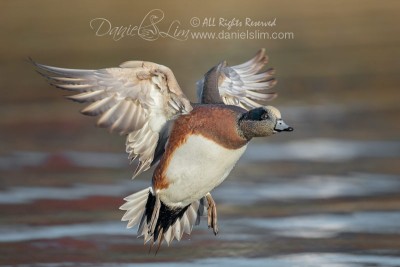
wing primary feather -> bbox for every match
[66,90,104,103]
[245,90,277,101]
[242,78,277,90]
[45,76,87,83]
[97,100,127,129]
[51,83,95,91]
[33,61,95,77]
[231,48,266,70]
[111,101,131,132]
[81,95,115,116]
[243,68,275,82]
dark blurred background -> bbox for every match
[1,1,400,266]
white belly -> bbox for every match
[159,134,247,207]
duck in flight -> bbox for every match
[33,49,293,249]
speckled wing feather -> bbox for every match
[197,48,277,110]
[33,60,192,178]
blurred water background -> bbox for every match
[1,1,400,266]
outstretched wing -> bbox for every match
[33,60,192,178]
[196,48,277,110]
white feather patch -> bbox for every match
[161,135,247,207]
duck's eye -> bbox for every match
[262,113,269,120]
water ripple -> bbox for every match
[9,253,400,267]
[1,139,399,170]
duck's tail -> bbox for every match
[120,187,207,248]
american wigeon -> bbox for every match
[33,49,293,250]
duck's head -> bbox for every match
[238,106,293,140]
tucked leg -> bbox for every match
[205,192,218,235]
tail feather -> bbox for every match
[172,218,183,241]
[164,226,173,246]
[120,187,207,247]
[120,187,149,229]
